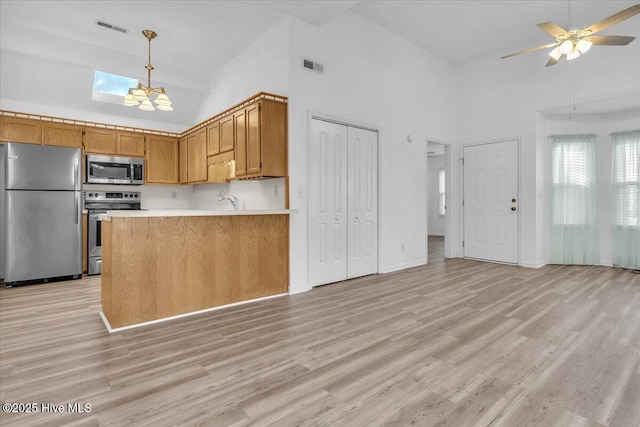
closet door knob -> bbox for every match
[511,207,517,211]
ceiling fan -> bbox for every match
[502,3,640,67]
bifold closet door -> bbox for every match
[309,119,348,286]
[309,118,379,286]
[347,126,378,279]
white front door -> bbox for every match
[347,127,378,279]
[309,118,378,286]
[463,140,518,264]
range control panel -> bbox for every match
[83,191,141,210]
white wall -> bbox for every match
[541,108,640,265]
[287,12,457,293]
[456,39,640,268]
[427,155,445,236]
[195,19,290,122]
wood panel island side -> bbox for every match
[99,210,292,330]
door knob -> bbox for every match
[511,207,517,211]
[335,217,339,221]
[512,198,517,203]
[355,216,359,220]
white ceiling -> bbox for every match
[1,1,639,127]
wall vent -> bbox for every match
[96,20,129,34]
[302,57,324,74]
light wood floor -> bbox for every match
[1,242,639,426]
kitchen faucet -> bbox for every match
[218,193,239,210]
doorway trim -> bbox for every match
[426,138,452,260]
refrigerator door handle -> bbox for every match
[75,192,79,224]
[74,157,79,190]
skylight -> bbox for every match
[92,71,138,105]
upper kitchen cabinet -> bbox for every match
[84,128,116,154]
[179,135,188,184]
[84,129,145,157]
[234,99,287,179]
[146,135,179,184]
[116,132,145,157]
[207,121,220,156]
[43,122,83,148]
[0,116,42,144]
[187,128,207,183]
[219,115,234,153]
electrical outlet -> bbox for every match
[401,243,405,251]
[274,184,279,197]
[171,191,177,200]
[298,188,304,198]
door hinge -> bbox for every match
[462,199,464,206]
[462,241,465,248]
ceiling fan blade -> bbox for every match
[537,22,568,37]
[586,35,636,45]
[581,4,640,35]
[546,55,563,67]
[502,42,559,59]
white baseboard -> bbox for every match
[288,284,311,295]
[379,260,426,274]
[99,293,288,333]
[520,260,547,268]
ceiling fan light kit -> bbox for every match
[123,29,173,111]
[502,4,640,67]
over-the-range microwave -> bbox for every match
[86,154,144,185]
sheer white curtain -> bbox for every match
[550,134,598,264]
[612,130,640,269]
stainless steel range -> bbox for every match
[84,191,141,275]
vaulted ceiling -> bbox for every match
[1,1,638,128]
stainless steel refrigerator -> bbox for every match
[4,142,82,286]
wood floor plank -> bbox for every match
[1,236,639,426]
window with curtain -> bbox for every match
[550,134,598,264]
[612,129,640,269]
[438,169,445,216]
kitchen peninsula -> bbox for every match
[100,209,294,330]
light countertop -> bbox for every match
[99,209,297,221]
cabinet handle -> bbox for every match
[511,207,517,211]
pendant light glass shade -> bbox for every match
[549,46,563,60]
[156,103,173,111]
[567,47,581,60]
[576,39,592,54]
[138,99,155,111]
[133,89,148,101]
[124,92,139,106]
[559,40,574,54]
[155,93,171,105]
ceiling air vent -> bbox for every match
[96,20,128,34]
[302,57,324,74]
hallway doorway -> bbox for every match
[427,141,448,261]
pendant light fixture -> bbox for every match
[123,30,173,111]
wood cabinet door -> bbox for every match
[207,121,220,156]
[246,103,261,175]
[234,110,247,177]
[179,136,189,184]
[219,115,234,152]
[0,116,42,144]
[43,122,83,148]
[117,132,145,157]
[188,128,207,183]
[146,135,179,184]
[84,128,117,154]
